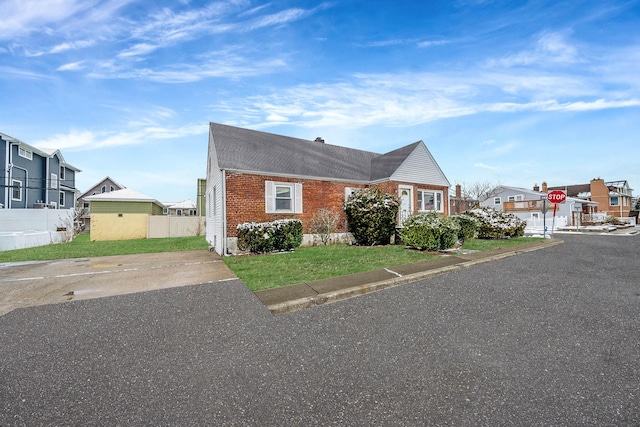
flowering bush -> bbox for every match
[237,219,303,253]
[399,212,460,251]
[451,214,480,242]
[343,188,399,246]
[465,207,526,239]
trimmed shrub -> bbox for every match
[237,219,303,253]
[399,212,461,251]
[343,188,399,246]
[465,207,526,239]
[452,214,480,242]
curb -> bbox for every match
[266,239,564,315]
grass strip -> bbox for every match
[225,237,545,291]
[0,234,209,263]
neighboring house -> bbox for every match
[449,184,478,215]
[163,199,197,216]
[76,176,126,230]
[85,188,165,241]
[1,131,80,210]
[480,183,597,227]
[196,178,206,216]
[205,122,451,255]
[548,178,634,219]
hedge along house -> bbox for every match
[84,188,165,241]
[205,123,451,256]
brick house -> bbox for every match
[548,178,634,218]
[205,123,451,255]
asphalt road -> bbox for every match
[1,233,639,426]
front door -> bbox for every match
[399,186,412,225]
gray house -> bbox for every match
[480,184,597,227]
[1,132,81,209]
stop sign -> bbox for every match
[547,190,567,204]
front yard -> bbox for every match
[224,237,543,291]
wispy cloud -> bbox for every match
[32,121,207,151]
[486,31,580,68]
[57,61,85,71]
[0,0,89,40]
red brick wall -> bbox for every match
[224,172,449,237]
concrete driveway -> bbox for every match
[0,250,236,316]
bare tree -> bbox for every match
[461,181,502,204]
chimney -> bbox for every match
[314,137,325,143]
[455,184,462,199]
[533,183,540,192]
[542,181,548,193]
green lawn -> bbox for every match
[0,233,209,263]
[223,237,544,291]
[223,244,440,291]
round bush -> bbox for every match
[343,188,399,246]
[399,212,461,251]
[452,214,480,242]
[465,207,526,239]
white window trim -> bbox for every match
[494,197,502,205]
[50,173,58,189]
[417,189,444,213]
[344,187,358,200]
[265,181,302,214]
[60,166,65,180]
[18,147,33,160]
[11,179,22,201]
[610,196,619,206]
[59,191,65,207]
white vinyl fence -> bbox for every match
[147,216,205,239]
[0,209,74,251]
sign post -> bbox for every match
[546,190,567,238]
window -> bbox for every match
[189,209,197,216]
[60,166,65,180]
[417,190,444,212]
[610,196,619,206]
[177,209,183,216]
[59,192,65,207]
[494,197,502,205]
[51,173,58,189]
[101,185,106,193]
[11,180,22,201]
[163,207,169,215]
[110,186,115,192]
[508,195,524,202]
[18,147,32,160]
[265,181,302,213]
[344,187,358,200]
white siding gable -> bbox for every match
[390,143,450,187]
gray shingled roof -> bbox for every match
[210,122,420,182]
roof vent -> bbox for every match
[314,137,325,143]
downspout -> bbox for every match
[221,169,227,256]
[45,155,50,205]
[5,142,13,208]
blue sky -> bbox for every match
[1,0,639,203]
